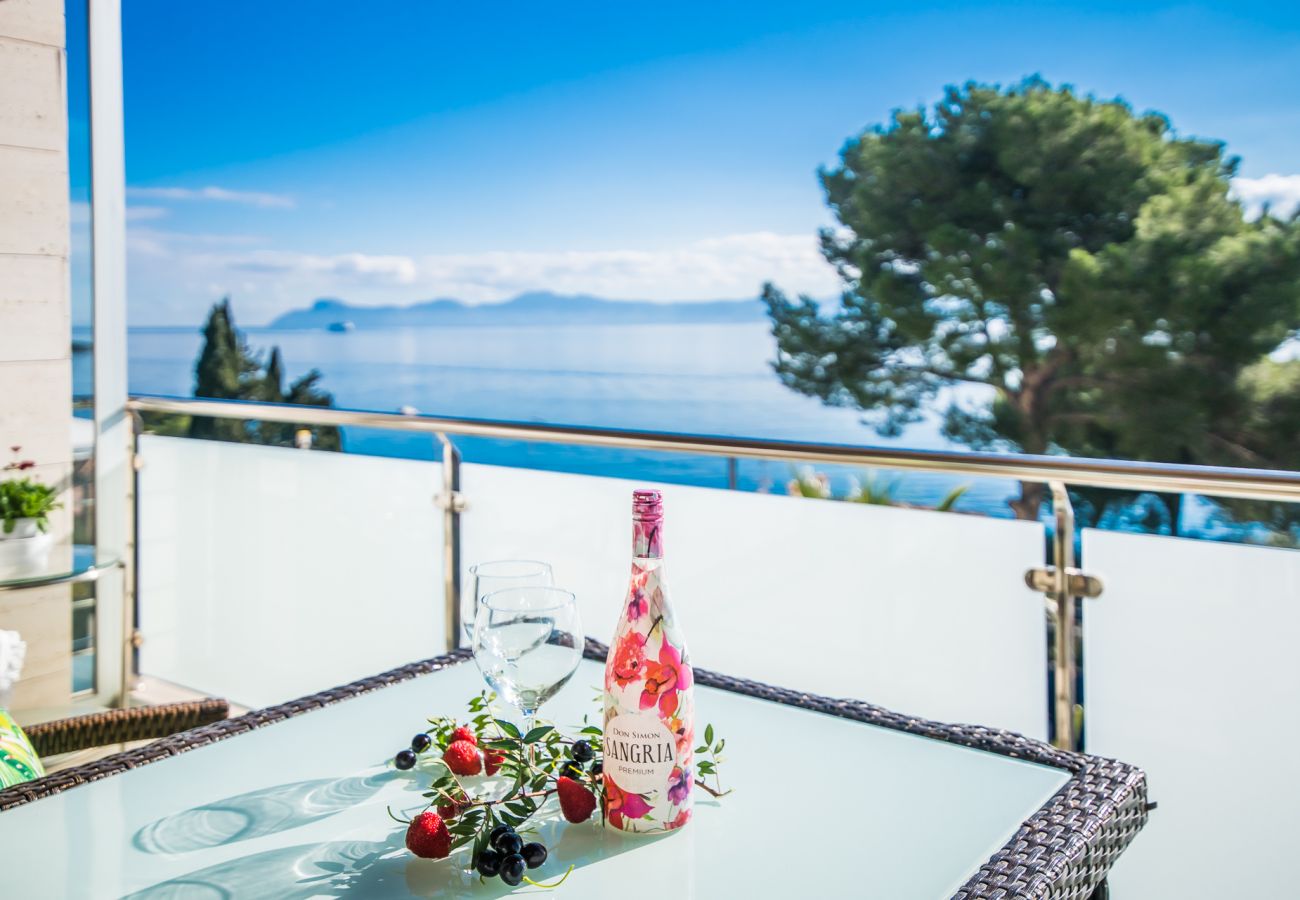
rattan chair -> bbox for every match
[23,698,230,758]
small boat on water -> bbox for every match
[326,321,355,333]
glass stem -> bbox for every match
[521,708,537,763]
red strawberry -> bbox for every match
[556,776,597,823]
[448,725,478,746]
[436,792,467,820]
[483,750,505,776]
[442,739,482,776]
[405,811,451,859]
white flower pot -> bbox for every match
[0,524,51,579]
[0,518,40,541]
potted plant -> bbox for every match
[0,448,61,576]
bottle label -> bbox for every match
[604,712,678,794]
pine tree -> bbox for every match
[764,78,1300,521]
[189,299,257,442]
[182,299,342,450]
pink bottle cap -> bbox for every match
[632,489,663,521]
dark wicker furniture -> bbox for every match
[0,642,1146,899]
[22,698,230,758]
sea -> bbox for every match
[77,321,1030,519]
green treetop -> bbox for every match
[764,78,1300,520]
[180,299,341,451]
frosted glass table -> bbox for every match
[0,648,1146,898]
[0,544,120,593]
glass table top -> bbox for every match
[0,658,1069,898]
[0,544,120,592]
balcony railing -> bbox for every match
[120,393,1300,899]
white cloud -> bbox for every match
[1231,174,1300,219]
[70,201,170,225]
[225,250,418,285]
[124,230,840,324]
[127,185,295,209]
[408,232,836,303]
[127,205,170,222]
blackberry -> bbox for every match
[521,841,547,869]
[500,853,526,886]
[495,832,523,856]
[476,847,502,877]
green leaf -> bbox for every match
[694,745,708,754]
[704,724,714,746]
[494,719,522,739]
[472,822,491,863]
[580,726,603,735]
[523,725,554,743]
[483,738,520,752]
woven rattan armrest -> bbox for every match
[23,699,230,758]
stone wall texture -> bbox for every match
[0,0,73,710]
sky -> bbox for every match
[68,1,1300,326]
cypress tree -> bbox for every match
[184,298,342,450]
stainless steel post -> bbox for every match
[121,410,142,707]
[437,436,463,652]
[1049,481,1077,750]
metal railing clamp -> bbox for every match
[1025,567,1103,599]
[434,491,468,513]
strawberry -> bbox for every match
[442,739,482,776]
[483,749,506,776]
[436,791,467,820]
[448,725,478,746]
[556,775,596,823]
[405,811,451,859]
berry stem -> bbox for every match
[460,787,556,811]
[524,864,576,889]
[693,778,731,798]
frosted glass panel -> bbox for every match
[138,435,444,708]
[1083,530,1300,898]
[462,464,1047,737]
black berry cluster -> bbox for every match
[476,824,547,886]
[393,732,432,770]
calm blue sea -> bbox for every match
[79,322,1022,516]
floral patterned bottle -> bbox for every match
[603,489,694,834]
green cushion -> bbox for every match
[0,709,45,787]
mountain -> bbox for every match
[267,291,768,329]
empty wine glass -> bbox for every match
[473,586,582,739]
[463,560,553,645]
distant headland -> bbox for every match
[267,291,769,329]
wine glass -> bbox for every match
[472,586,583,739]
[463,560,553,645]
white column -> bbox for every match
[88,0,130,705]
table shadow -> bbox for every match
[133,770,407,854]
[125,814,674,899]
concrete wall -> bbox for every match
[0,0,73,710]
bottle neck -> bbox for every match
[632,516,663,560]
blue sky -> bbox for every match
[69,1,1300,325]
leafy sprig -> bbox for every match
[392,692,728,873]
